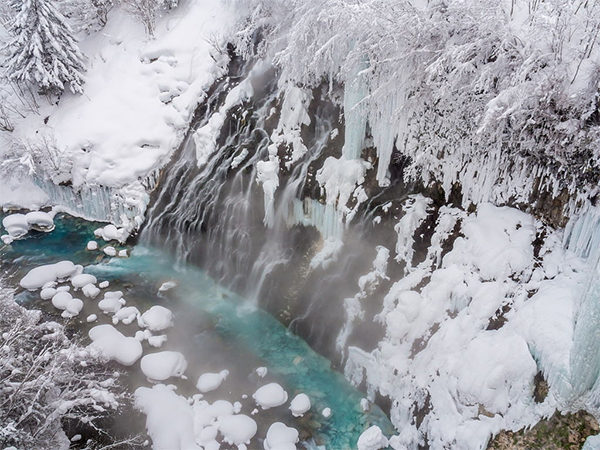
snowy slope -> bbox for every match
[0,0,234,221]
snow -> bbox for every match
[51,291,73,310]
[357,426,389,450]
[264,422,299,450]
[94,224,126,242]
[103,246,117,257]
[25,211,55,231]
[3,214,35,239]
[140,305,173,331]
[218,414,257,446]
[134,384,199,450]
[86,240,98,250]
[82,283,100,298]
[99,280,109,288]
[40,287,57,300]
[20,261,78,290]
[61,297,84,318]
[256,367,268,378]
[71,273,97,289]
[112,306,140,325]
[86,314,97,323]
[196,370,229,393]
[322,408,331,418]
[140,351,187,381]
[118,249,128,257]
[253,383,288,410]
[88,324,143,366]
[316,156,369,215]
[17,0,238,197]
[98,292,126,314]
[158,281,177,292]
[289,393,310,417]
[148,334,168,348]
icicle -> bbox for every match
[563,209,600,402]
[343,59,369,160]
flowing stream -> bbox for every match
[0,212,394,448]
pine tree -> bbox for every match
[5,0,86,94]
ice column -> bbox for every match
[343,59,369,160]
[564,209,600,401]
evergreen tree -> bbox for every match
[5,0,86,94]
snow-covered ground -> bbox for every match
[0,0,235,227]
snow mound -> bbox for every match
[134,384,198,450]
[140,351,187,381]
[264,422,299,450]
[196,370,229,393]
[25,211,55,231]
[94,224,126,243]
[88,324,142,366]
[357,426,389,450]
[148,334,168,348]
[253,383,288,409]
[40,287,57,300]
[82,283,100,298]
[112,306,140,325]
[86,240,98,250]
[51,291,83,317]
[218,414,257,446]
[71,273,97,289]
[2,211,55,241]
[289,393,311,417]
[140,305,173,331]
[20,261,78,290]
[98,292,126,313]
[103,246,117,257]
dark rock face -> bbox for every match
[488,411,599,450]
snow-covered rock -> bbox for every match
[86,240,98,250]
[71,273,97,289]
[264,422,299,450]
[40,287,57,300]
[140,351,187,381]
[140,305,173,331]
[218,414,257,446]
[196,370,229,393]
[2,214,29,238]
[357,426,389,450]
[98,292,125,314]
[89,324,142,366]
[82,283,100,298]
[112,306,140,325]
[20,261,78,290]
[25,211,55,231]
[103,246,117,257]
[148,334,168,348]
[289,393,311,417]
[253,383,288,409]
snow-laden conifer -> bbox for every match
[5,0,86,94]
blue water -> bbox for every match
[0,213,394,448]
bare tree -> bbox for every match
[0,288,126,449]
[122,0,161,37]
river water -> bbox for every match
[0,212,394,449]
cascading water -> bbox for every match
[140,55,386,361]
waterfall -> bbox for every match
[563,208,600,407]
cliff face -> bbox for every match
[137,40,600,447]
